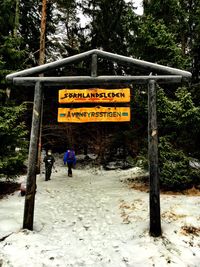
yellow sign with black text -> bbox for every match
[58,106,130,123]
[59,88,130,103]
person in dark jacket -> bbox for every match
[43,150,55,181]
[63,149,76,177]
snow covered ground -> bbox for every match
[0,160,200,267]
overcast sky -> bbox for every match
[130,0,143,15]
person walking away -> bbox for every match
[43,150,55,181]
[63,148,76,177]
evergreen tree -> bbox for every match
[46,0,81,60]
[143,0,200,87]
[130,1,200,189]
[0,97,28,178]
[19,0,54,64]
[0,0,28,178]
[80,0,138,55]
[157,87,200,189]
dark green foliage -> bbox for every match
[80,0,137,55]
[0,0,15,36]
[0,99,28,178]
[157,87,200,158]
[0,1,34,178]
[159,137,200,190]
[143,0,200,87]
[133,15,189,68]
[134,86,200,190]
[19,0,41,63]
[0,36,28,73]
[156,87,200,190]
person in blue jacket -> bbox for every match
[63,148,76,177]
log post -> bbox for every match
[91,53,97,77]
[23,81,43,230]
[148,79,161,237]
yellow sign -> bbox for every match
[59,88,130,103]
[58,106,130,123]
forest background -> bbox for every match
[0,0,200,190]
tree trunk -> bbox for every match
[39,0,47,66]
[37,0,47,173]
[13,0,20,37]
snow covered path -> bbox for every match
[0,167,200,267]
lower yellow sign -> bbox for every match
[58,107,130,123]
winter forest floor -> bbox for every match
[0,158,200,267]
[1,175,200,200]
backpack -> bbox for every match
[67,150,75,160]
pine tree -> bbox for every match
[80,0,138,55]
[0,99,28,178]
[0,0,28,178]
[143,0,200,83]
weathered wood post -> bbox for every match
[91,53,97,77]
[148,79,161,237]
[23,81,43,230]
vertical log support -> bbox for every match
[91,53,97,77]
[36,92,43,174]
[148,80,161,237]
[23,81,43,230]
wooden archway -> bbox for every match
[6,49,191,236]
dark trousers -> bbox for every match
[67,162,73,176]
[45,165,52,181]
